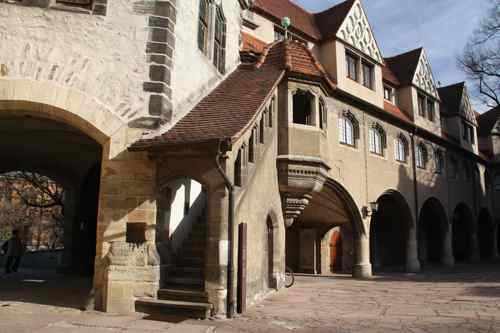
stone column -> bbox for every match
[319,230,332,275]
[442,223,454,267]
[353,230,372,278]
[205,188,229,317]
[406,226,421,273]
[469,231,481,263]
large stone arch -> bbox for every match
[0,79,159,313]
[370,189,418,272]
[452,203,476,262]
[418,197,451,267]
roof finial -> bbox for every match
[281,16,291,39]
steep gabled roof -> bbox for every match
[252,0,357,42]
[477,106,500,137]
[382,65,400,87]
[314,0,356,41]
[252,0,321,40]
[131,40,335,149]
[384,48,423,86]
[438,82,464,114]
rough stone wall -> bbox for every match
[0,0,176,127]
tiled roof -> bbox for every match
[241,32,267,54]
[253,0,321,40]
[384,48,422,85]
[477,106,500,137]
[438,82,464,114]
[381,65,400,86]
[252,0,355,42]
[383,101,412,123]
[131,40,337,149]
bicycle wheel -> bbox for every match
[285,266,294,288]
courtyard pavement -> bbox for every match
[1,264,500,332]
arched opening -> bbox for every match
[156,178,207,293]
[285,179,362,276]
[478,208,494,260]
[418,198,448,266]
[370,191,412,272]
[292,90,315,126]
[452,203,474,262]
[0,114,102,308]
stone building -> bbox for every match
[0,0,499,319]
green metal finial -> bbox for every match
[281,16,291,29]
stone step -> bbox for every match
[158,288,209,303]
[135,298,212,319]
[170,266,203,278]
[166,276,204,287]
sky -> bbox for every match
[294,0,493,110]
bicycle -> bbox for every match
[285,266,294,288]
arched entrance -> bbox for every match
[370,190,412,272]
[418,198,448,266]
[478,208,494,260]
[0,114,103,307]
[452,203,474,262]
[285,179,363,277]
[156,178,207,292]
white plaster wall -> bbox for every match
[0,1,149,121]
[171,0,242,124]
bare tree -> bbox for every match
[0,171,65,249]
[458,0,500,108]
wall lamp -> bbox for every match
[362,201,379,218]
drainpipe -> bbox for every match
[215,139,235,319]
[410,129,419,233]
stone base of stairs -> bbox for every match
[135,297,213,319]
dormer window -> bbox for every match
[461,120,475,144]
[346,52,358,81]
[427,99,435,121]
[362,61,374,89]
[384,85,394,102]
[418,94,426,117]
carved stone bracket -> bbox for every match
[277,155,330,227]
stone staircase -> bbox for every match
[136,213,212,319]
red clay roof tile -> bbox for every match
[383,101,412,123]
[241,32,267,54]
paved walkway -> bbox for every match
[1,264,500,332]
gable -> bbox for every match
[336,0,382,63]
[460,85,478,125]
[412,50,439,99]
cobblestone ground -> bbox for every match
[1,264,500,332]
[213,263,500,333]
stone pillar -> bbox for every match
[205,188,228,317]
[469,232,481,263]
[299,229,317,274]
[319,230,332,275]
[442,223,454,267]
[406,226,421,273]
[353,231,372,278]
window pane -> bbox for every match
[346,119,353,145]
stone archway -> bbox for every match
[452,203,475,262]
[370,190,413,272]
[478,208,494,260]
[418,197,449,266]
[0,79,159,313]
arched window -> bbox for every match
[213,5,226,73]
[319,98,327,130]
[435,150,444,174]
[394,135,408,162]
[369,124,385,155]
[293,90,315,126]
[197,0,210,53]
[338,111,358,146]
[416,143,428,169]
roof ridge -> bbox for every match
[384,47,423,60]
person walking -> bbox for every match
[3,229,24,275]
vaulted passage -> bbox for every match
[0,114,102,308]
[370,191,411,272]
[418,198,448,265]
[452,203,474,262]
[478,208,494,260]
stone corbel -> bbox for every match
[277,155,330,227]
